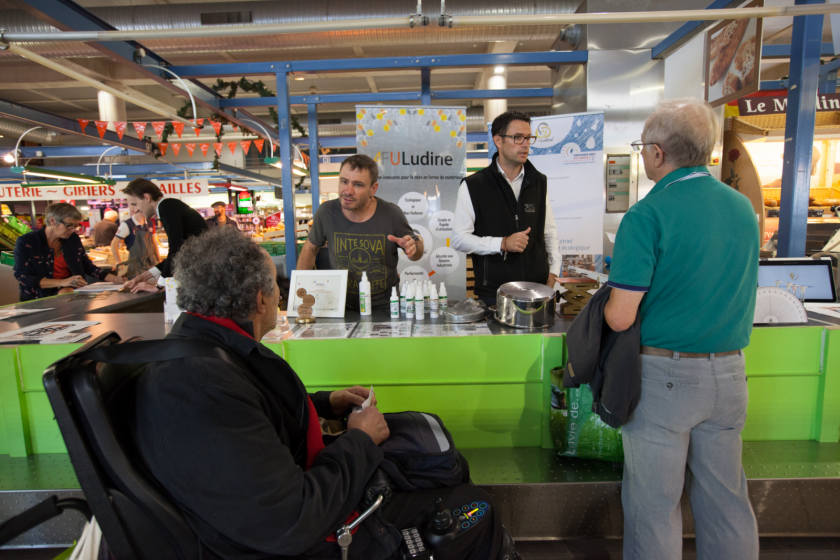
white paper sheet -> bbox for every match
[0,321,100,344]
[804,303,840,319]
[74,282,125,292]
[353,322,413,338]
[353,386,376,413]
[412,323,492,337]
[291,323,357,340]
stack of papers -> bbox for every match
[74,283,125,292]
[0,308,52,321]
[0,321,99,344]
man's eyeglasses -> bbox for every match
[630,141,661,153]
[59,221,82,231]
[499,134,537,145]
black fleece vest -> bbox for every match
[464,155,550,298]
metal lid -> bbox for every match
[497,281,556,302]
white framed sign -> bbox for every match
[287,269,349,318]
[0,179,210,202]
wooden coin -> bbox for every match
[296,288,307,298]
[297,304,313,319]
[302,294,316,306]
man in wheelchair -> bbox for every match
[130,226,518,560]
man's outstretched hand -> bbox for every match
[329,385,375,415]
[388,234,418,259]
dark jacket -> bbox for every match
[564,285,641,428]
[93,219,118,246]
[131,313,400,560]
[206,214,240,229]
[156,198,209,277]
[464,153,550,298]
[13,228,109,302]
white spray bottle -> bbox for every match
[415,284,425,320]
[430,285,439,319]
[359,272,372,316]
[406,284,415,319]
[390,287,399,319]
[439,282,448,312]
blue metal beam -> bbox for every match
[307,104,320,216]
[275,74,297,272]
[0,98,151,152]
[651,0,743,59]
[169,51,588,79]
[421,68,432,105]
[760,80,789,90]
[761,42,835,58]
[820,57,840,75]
[292,131,488,149]
[218,163,282,187]
[778,0,825,258]
[0,146,146,158]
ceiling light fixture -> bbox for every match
[12,166,116,185]
[295,76,305,81]
[494,66,505,74]
[3,153,14,164]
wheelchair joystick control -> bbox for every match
[424,497,461,551]
[431,498,453,532]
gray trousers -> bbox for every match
[621,352,759,560]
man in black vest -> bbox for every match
[452,111,560,306]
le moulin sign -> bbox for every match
[0,179,209,202]
[738,93,840,115]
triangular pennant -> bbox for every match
[232,125,240,133]
[158,143,168,157]
[193,118,204,137]
[151,122,166,140]
[254,139,265,154]
[210,120,223,135]
[77,119,90,134]
[94,121,108,139]
[172,122,185,139]
[200,143,209,157]
[214,143,223,157]
[171,143,181,156]
[227,142,237,155]
[113,121,127,141]
[240,140,251,155]
[185,143,196,157]
[132,122,147,138]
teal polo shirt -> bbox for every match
[608,166,759,353]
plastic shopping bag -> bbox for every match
[68,517,102,560]
[550,367,624,462]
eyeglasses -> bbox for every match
[630,141,661,153]
[59,220,82,231]
[499,134,537,145]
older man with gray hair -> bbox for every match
[604,98,759,560]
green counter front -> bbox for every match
[1,321,839,458]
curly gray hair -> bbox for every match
[643,97,720,168]
[173,226,276,321]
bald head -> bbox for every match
[643,98,719,169]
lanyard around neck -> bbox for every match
[662,171,711,190]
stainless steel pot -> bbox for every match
[495,282,558,329]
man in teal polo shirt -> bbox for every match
[604,98,759,560]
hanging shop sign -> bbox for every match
[0,179,210,202]
[704,0,763,108]
[735,93,840,116]
[356,105,468,303]
[265,211,284,228]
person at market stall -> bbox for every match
[604,97,759,560]
[451,111,560,307]
[110,209,159,276]
[297,154,423,311]
[205,201,239,229]
[122,178,208,293]
[13,202,125,302]
[130,226,515,560]
[92,209,119,247]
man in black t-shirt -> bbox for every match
[122,178,208,292]
[298,154,423,310]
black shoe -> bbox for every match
[496,526,520,560]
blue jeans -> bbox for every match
[622,352,758,560]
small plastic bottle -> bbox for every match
[423,281,431,311]
[439,283,448,312]
[415,286,425,320]
[399,283,407,316]
[406,284,415,319]
[430,285,439,319]
[390,287,399,319]
[359,272,372,316]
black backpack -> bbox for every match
[378,411,471,492]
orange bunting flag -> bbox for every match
[254,139,265,153]
[199,143,209,157]
[94,121,108,139]
[210,120,223,135]
[172,121,185,139]
[151,122,166,140]
[227,142,237,155]
[232,125,239,133]
[240,141,252,155]
[113,122,127,140]
[185,143,196,157]
[132,122,147,138]
[171,143,181,156]
[77,119,90,134]
[158,143,168,156]
[193,118,204,137]
[214,143,223,157]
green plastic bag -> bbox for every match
[550,367,624,462]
